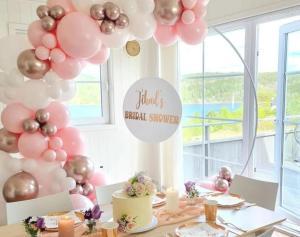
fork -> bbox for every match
[217,216,247,233]
[234,203,256,210]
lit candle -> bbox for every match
[58,216,74,237]
[165,188,179,212]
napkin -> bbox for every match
[43,211,81,229]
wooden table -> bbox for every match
[0,203,286,237]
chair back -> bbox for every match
[95,182,125,205]
[6,192,72,224]
[229,175,278,210]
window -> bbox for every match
[67,63,111,125]
[179,9,300,220]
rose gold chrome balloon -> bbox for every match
[35,109,50,124]
[2,172,39,202]
[219,166,232,181]
[0,128,19,153]
[154,0,183,25]
[49,5,65,20]
[100,20,115,34]
[17,49,50,80]
[215,178,229,192]
[22,119,40,134]
[82,182,94,196]
[104,2,120,21]
[90,4,105,20]
[41,123,57,137]
[115,14,129,29]
[64,155,95,184]
[36,5,49,19]
[41,16,57,31]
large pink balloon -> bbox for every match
[1,103,33,134]
[89,169,107,187]
[47,0,75,13]
[70,194,94,210]
[52,57,82,79]
[193,0,206,19]
[45,102,69,129]
[28,21,47,47]
[56,127,84,157]
[177,18,207,45]
[57,12,101,59]
[154,24,178,46]
[18,132,48,159]
[88,46,110,65]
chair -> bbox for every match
[95,182,125,205]
[6,191,72,224]
[229,175,278,210]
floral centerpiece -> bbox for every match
[83,204,103,235]
[23,216,45,237]
[184,181,200,199]
[117,214,137,233]
[124,172,156,197]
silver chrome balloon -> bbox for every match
[154,0,183,25]
[100,20,115,34]
[49,5,65,20]
[0,128,19,153]
[23,119,40,134]
[104,2,120,21]
[115,14,129,29]
[90,4,105,20]
[41,16,57,31]
[36,5,49,19]
[35,109,50,124]
[41,123,57,137]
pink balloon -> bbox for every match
[56,149,67,161]
[45,102,69,129]
[18,132,48,159]
[47,0,75,13]
[52,57,82,79]
[49,136,63,150]
[181,10,196,25]
[50,48,66,63]
[57,12,101,59]
[42,33,57,49]
[70,194,94,210]
[193,0,206,19]
[42,149,57,161]
[1,103,33,134]
[88,46,110,65]
[56,127,85,157]
[89,169,107,187]
[28,21,47,47]
[154,24,178,47]
[182,0,197,9]
[35,46,50,60]
[199,181,217,191]
[177,18,207,45]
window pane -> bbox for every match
[76,64,101,82]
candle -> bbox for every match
[58,216,74,237]
[165,188,179,212]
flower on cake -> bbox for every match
[184,181,200,199]
[124,172,156,197]
[117,214,137,233]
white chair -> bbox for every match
[6,191,72,224]
[229,175,278,210]
[95,182,125,205]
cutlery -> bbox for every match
[217,216,247,233]
[234,203,256,210]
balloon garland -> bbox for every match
[0,0,207,207]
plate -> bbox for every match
[206,195,245,207]
[153,193,166,207]
[175,222,227,237]
[128,216,158,234]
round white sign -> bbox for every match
[123,78,182,143]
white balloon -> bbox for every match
[129,14,156,40]
[59,80,77,101]
[44,71,59,85]
[48,84,63,99]
[6,157,22,173]
[22,159,38,173]
[64,177,76,190]
[53,168,67,180]
[100,29,130,48]
[0,72,7,86]
[8,69,25,87]
[118,0,138,14]
[136,0,155,13]
[0,35,31,72]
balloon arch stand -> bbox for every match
[0,0,257,208]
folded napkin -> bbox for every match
[43,211,82,229]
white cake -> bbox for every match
[112,190,153,230]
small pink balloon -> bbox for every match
[56,149,67,161]
[50,48,66,63]
[1,103,33,134]
[193,0,206,19]
[45,102,69,129]
[35,46,50,60]
[47,0,75,13]
[70,194,94,210]
[181,10,196,24]
[42,33,57,49]
[18,132,48,159]
[177,18,207,45]
[57,12,101,59]
[88,46,110,65]
[89,169,107,187]
[42,149,57,161]
[182,0,197,9]
[56,127,85,157]
[154,24,178,47]
[52,57,82,79]
[49,136,63,150]
[28,21,47,47]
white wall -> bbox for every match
[206,0,300,25]
[0,0,158,183]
